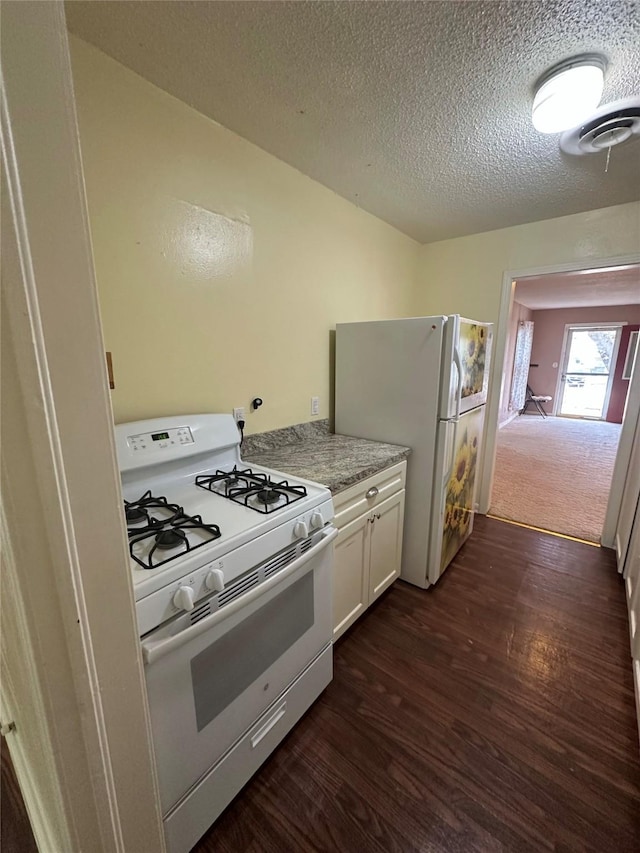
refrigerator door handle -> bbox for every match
[452,346,463,420]
[445,418,459,483]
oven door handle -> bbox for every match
[141,525,338,666]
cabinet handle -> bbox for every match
[366,486,379,499]
[375,513,381,520]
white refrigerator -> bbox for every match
[335,315,493,588]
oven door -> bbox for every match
[141,525,337,814]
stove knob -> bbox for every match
[205,568,225,592]
[173,585,195,612]
[310,511,324,530]
[293,520,309,539]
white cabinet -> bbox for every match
[333,513,369,637]
[625,500,640,650]
[617,416,640,742]
[368,490,405,600]
[332,461,406,640]
[624,496,640,744]
[616,419,640,569]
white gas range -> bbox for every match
[115,414,336,853]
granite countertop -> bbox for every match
[242,419,410,494]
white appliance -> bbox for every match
[114,414,336,853]
[335,315,492,588]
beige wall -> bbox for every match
[415,201,639,513]
[414,202,640,324]
[70,37,419,430]
[71,33,640,435]
[529,304,640,410]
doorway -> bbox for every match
[557,324,623,419]
[489,263,640,543]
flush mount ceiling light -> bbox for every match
[532,54,606,134]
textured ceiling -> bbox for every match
[515,265,640,309]
[65,0,640,243]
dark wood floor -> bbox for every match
[1,740,38,853]
[4,517,640,851]
[195,517,640,853]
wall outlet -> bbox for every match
[233,407,245,423]
[310,396,320,416]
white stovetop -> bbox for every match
[123,459,332,605]
[124,456,333,632]
[124,461,326,544]
[115,414,333,630]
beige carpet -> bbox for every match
[490,416,622,542]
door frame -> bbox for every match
[1,3,165,850]
[554,322,625,419]
[479,254,640,551]
[603,354,640,547]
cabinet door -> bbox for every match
[616,420,640,570]
[332,512,370,641]
[627,499,640,656]
[368,490,405,602]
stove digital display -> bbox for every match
[151,432,170,441]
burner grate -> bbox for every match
[195,466,307,514]
[124,490,183,530]
[124,491,221,570]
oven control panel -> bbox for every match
[128,427,194,453]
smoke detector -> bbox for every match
[560,97,640,155]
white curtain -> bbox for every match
[510,320,534,412]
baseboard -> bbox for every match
[498,412,519,429]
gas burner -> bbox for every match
[126,505,148,524]
[155,529,186,550]
[196,466,307,514]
